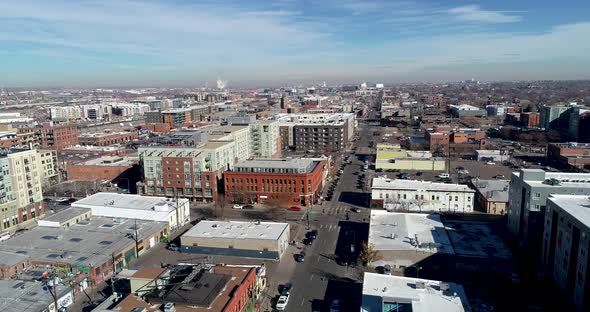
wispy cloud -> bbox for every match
[448,5,522,24]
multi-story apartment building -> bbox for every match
[0,149,45,233]
[78,131,138,146]
[507,169,590,258]
[278,113,355,153]
[541,195,590,311]
[249,120,281,159]
[371,177,475,213]
[224,158,326,206]
[49,106,82,121]
[14,123,79,151]
[206,125,252,162]
[547,142,590,170]
[139,141,238,203]
[37,149,59,185]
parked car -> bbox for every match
[280,283,292,296]
[486,162,496,165]
[330,299,340,312]
[167,243,180,252]
[289,206,302,211]
[276,295,289,310]
[493,174,505,179]
[399,173,410,179]
[307,230,318,240]
[303,238,314,245]
[243,205,254,209]
[382,264,392,275]
[437,173,450,179]
[296,251,305,262]
[232,204,243,209]
[351,208,360,213]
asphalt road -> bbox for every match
[277,104,378,312]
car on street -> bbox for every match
[232,204,243,209]
[296,251,305,262]
[351,207,360,213]
[303,237,314,245]
[493,174,505,179]
[276,295,289,310]
[399,173,410,179]
[330,299,340,312]
[280,283,292,296]
[289,206,302,211]
[243,205,254,209]
[382,264,392,275]
[437,173,450,179]
[166,243,180,252]
[307,230,318,240]
[486,161,496,165]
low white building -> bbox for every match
[369,210,454,270]
[72,192,190,230]
[475,150,509,162]
[361,273,471,312]
[180,220,290,260]
[371,177,475,213]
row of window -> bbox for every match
[145,186,213,197]
[227,178,310,186]
[379,192,471,202]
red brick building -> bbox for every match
[521,112,540,128]
[78,131,138,146]
[16,123,79,150]
[65,155,138,181]
[142,123,171,133]
[224,159,326,206]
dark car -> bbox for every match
[399,173,410,179]
[243,205,254,209]
[303,238,314,245]
[280,283,292,296]
[307,230,318,240]
[296,251,305,262]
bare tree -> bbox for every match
[412,197,426,213]
[359,242,381,267]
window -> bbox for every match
[534,192,541,199]
[455,196,458,201]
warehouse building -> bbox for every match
[0,279,74,312]
[0,216,168,286]
[180,220,290,260]
[361,273,471,312]
[541,195,590,311]
[375,144,445,172]
[72,192,190,230]
[371,177,475,213]
[369,210,454,272]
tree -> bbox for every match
[359,242,381,267]
[412,197,426,213]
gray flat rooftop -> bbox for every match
[74,156,138,166]
[369,211,454,254]
[234,158,317,171]
[548,195,590,227]
[443,220,512,259]
[183,220,289,241]
[372,178,475,193]
[0,251,29,266]
[362,273,470,312]
[0,217,166,267]
[471,179,509,202]
[0,280,72,312]
[40,207,90,223]
[73,192,185,212]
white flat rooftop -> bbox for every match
[183,220,289,241]
[73,193,186,212]
[369,211,454,254]
[548,195,590,227]
[362,273,471,312]
[372,178,474,193]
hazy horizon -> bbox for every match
[2,0,590,88]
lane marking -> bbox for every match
[310,274,314,281]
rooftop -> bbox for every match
[369,211,454,254]
[372,178,475,193]
[71,155,138,166]
[233,158,318,173]
[72,192,186,212]
[0,217,166,268]
[183,220,289,241]
[39,207,91,224]
[0,280,72,312]
[471,179,509,202]
[547,195,590,227]
[362,273,470,312]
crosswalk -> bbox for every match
[320,206,345,215]
[319,224,339,230]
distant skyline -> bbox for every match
[1,0,590,88]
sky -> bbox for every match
[1,0,590,88]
